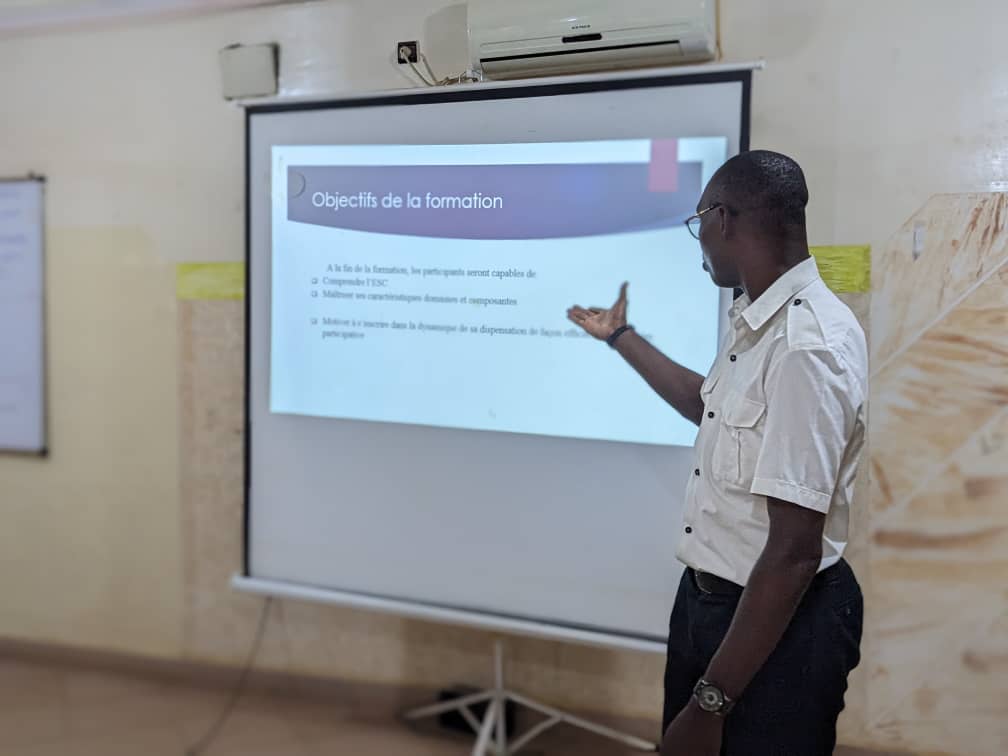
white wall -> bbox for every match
[0,0,467,657]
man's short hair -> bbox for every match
[709,150,809,235]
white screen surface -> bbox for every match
[0,179,45,454]
[248,71,749,642]
[270,138,725,447]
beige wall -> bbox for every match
[865,194,1008,755]
[1,1,1007,753]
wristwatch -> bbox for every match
[693,679,735,716]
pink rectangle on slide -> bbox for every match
[649,139,679,192]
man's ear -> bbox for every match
[718,205,731,238]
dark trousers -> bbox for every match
[662,559,863,756]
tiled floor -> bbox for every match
[0,656,903,755]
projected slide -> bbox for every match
[270,138,725,446]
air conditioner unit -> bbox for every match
[468,0,718,81]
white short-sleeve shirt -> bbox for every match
[675,257,868,586]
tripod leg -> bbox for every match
[472,699,500,756]
[493,641,507,755]
[494,697,507,755]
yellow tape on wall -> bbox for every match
[174,248,868,301]
[810,245,871,293]
[176,263,245,300]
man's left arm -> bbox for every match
[661,348,859,756]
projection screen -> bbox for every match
[239,66,753,650]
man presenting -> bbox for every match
[568,151,866,756]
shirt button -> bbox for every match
[794,298,802,306]
[694,468,701,476]
[729,354,737,362]
[685,526,693,534]
[707,411,715,419]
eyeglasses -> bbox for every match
[684,203,723,240]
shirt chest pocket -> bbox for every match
[711,391,767,488]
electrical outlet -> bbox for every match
[397,41,419,64]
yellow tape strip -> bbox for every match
[176,263,245,300]
[810,245,871,294]
[174,249,869,301]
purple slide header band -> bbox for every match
[287,160,702,241]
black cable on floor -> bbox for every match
[186,597,274,756]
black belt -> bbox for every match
[690,562,843,596]
[690,568,743,596]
